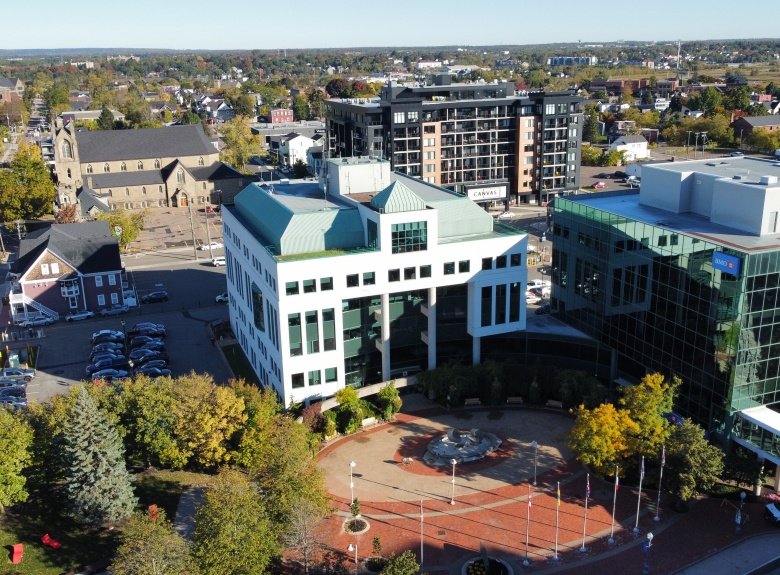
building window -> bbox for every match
[394,111,406,124]
[97,294,105,306]
[95,275,103,287]
[288,314,302,357]
[481,286,492,326]
[420,265,431,278]
[459,260,470,273]
[285,281,299,295]
[40,263,49,275]
[323,308,336,351]
[482,257,492,270]
[509,282,521,322]
[658,235,668,247]
[292,373,304,388]
[407,111,418,122]
[137,161,144,170]
[495,284,506,324]
[120,162,127,172]
[104,163,110,173]
[303,279,316,293]
[125,188,130,196]
[363,272,375,285]
[325,367,338,383]
[86,164,93,174]
[391,221,427,253]
[388,269,400,282]
[443,262,455,275]
[177,169,185,184]
[305,311,319,353]
[308,370,321,386]
[50,262,60,275]
[496,255,507,269]
[347,274,359,287]
[425,151,436,160]
[108,274,116,286]
[404,267,416,280]
[154,159,161,169]
[545,104,555,115]
[198,156,205,166]
[61,140,73,159]
[111,292,119,305]
[321,277,333,291]
[510,254,521,267]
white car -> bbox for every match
[496,211,513,220]
[212,256,226,266]
[199,241,224,251]
[526,291,542,305]
[65,310,95,322]
[527,279,551,290]
[0,368,35,381]
[215,292,229,303]
[16,316,56,327]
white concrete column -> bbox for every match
[427,287,437,370]
[381,293,391,380]
[472,335,481,365]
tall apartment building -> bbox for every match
[221,157,527,406]
[551,157,780,488]
[325,76,583,207]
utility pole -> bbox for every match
[205,203,213,259]
[186,198,198,261]
[686,131,692,159]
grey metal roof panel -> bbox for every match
[76,124,215,163]
[370,180,427,213]
[740,116,780,127]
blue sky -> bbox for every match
[2,0,776,50]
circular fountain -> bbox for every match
[423,428,502,465]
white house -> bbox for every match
[610,135,650,161]
[221,157,528,406]
[280,132,316,167]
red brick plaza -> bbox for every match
[316,398,778,575]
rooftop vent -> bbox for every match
[759,175,778,185]
[733,175,744,180]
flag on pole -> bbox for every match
[557,482,561,506]
[661,445,666,467]
[615,470,620,492]
[640,456,645,480]
[528,496,532,509]
[586,474,591,500]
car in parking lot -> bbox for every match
[65,310,95,322]
[92,333,124,345]
[593,181,606,189]
[134,340,166,352]
[527,279,551,290]
[16,316,56,327]
[90,350,126,363]
[135,366,172,378]
[99,304,129,316]
[0,386,26,399]
[129,335,164,348]
[127,325,166,339]
[136,358,169,370]
[212,256,226,266]
[0,397,27,410]
[0,378,26,389]
[92,341,124,353]
[198,241,224,251]
[86,357,130,375]
[141,291,169,304]
[132,350,170,366]
[0,367,35,381]
[526,291,542,305]
[729,151,745,157]
[216,292,229,303]
[91,369,130,383]
[529,285,550,298]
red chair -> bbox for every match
[10,543,23,564]
[41,533,61,549]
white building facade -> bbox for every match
[222,157,528,405]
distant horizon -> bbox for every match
[2,0,779,52]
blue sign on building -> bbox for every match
[712,251,741,275]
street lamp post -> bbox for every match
[349,461,356,505]
[450,459,457,505]
[642,532,654,575]
[736,491,746,533]
[347,542,358,575]
[531,440,538,486]
[540,233,546,264]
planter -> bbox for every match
[462,557,513,575]
[343,517,370,535]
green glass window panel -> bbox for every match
[286,281,299,295]
[391,221,427,253]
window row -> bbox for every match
[286,276,334,295]
[291,367,338,388]
[94,274,118,287]
[85,158,205,174]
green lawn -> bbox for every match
[221,343,260,385]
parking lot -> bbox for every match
[24,302,232,403]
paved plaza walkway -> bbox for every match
[316,394,780,575]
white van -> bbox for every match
[212,256,226,267]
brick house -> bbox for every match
[731,115,780,140]
[0,78,24,103]
[269,108,294,124]
[8,222,124,323]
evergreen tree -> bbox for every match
[62,386,137,526]
[97,106,115,130]
[583,106,600,144]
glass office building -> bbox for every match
[552,157,780,486]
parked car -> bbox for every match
[92,341,124,353]
[0,379,26,389]
[92,333,124,345]
[529,285,551,298]
[131,322,165,331]
[65,310,95,322]
[495,211,513,220]
[86,357,130,375]
[90,351,126,364]
[91,368,129,383]
[527,279,551,290]
[134,366,172,378]
[16,316,56,327]
[141,291,169,304]
[132,351,170,366]
[0,397,27,410]
[729,151,745,157]
[136,359,169,370]
[127,326,166,339]
[593,181,606,189]
[0,367,35,381]
[135,340,166,353]
[130,335,164,349]
[212,256,226,266]
[526,291,542,305]
[0,386,26,399]
[198,241,224,251]
[765,502,780,525]
[215,292,229,303]
[91,329,124,342]
[99,304,129,316]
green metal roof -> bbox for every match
[370,180,427,213]
[234,183,365,256]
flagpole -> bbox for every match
[609,465,619,545]
[580,473,589,553]
[655,446,665,522]
[633,456,645,534]
[553,481,560,561]
[420,499,424,571]
[523,484,532,567]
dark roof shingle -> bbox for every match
[76,124,215,163]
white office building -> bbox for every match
[222,157,528,406]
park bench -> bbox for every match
[545,399,564,409]
[464,398,482,407]
[506,396,524,405]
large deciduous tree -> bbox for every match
[194,468,277,575]
[61,386,137,526]
[619,373,679,458]
[568,403,638,476]
[0,408,33,512]
[665,419,724,502]
[219,116,263,172]
[111,508,194,575]
[95,209,146,250]
[0,142,56,222]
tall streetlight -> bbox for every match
[531,440,538,486]
[736,491,746,533]
[347,542,358,575]
[349,461,356,505]
[641,532,654,575]
[450,459,457,505]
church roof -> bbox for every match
[76,124,216,163]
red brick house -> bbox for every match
[8,222,124,323]
[269,108,294,124]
